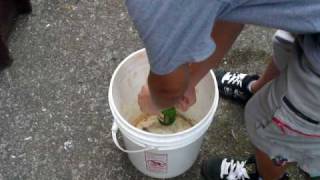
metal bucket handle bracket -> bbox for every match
[112,122,155,153]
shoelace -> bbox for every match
[221,72,247,88]
[220,158,250,180]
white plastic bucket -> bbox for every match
[108,49,219,178]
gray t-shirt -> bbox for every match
[126,0,320,75]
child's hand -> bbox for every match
[176,84,196,112]
[138,85,161,115]
[138,78,196,114]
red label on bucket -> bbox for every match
[145,152,168,173]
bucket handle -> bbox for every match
[111,122,154,153]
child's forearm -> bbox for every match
[147,21,244,110]
[189,60,216,87]
[189,21,245,87]
[148,64,190,109]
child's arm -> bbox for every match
[139,21,244,114]
[148,64,190,109]
[138,64,190,114]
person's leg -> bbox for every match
[251,30,296,93]
[215,30,294,104]
[255,148,289,180]
[214,58,280,104]
[300,156,320,180]
[201,149,290,180]
[250,58,280,93]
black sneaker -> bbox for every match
[201,156,290,180]
[201,156,259,180]
[281,173,290,180]
[215,69,259,104]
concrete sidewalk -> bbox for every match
[0,0,305,179]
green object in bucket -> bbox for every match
[158,107,176,126]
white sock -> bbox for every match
[247,80,257,93]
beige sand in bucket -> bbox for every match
[109,49,219,178]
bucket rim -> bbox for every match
[108,48,219,138]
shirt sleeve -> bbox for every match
[125,0,222,75]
